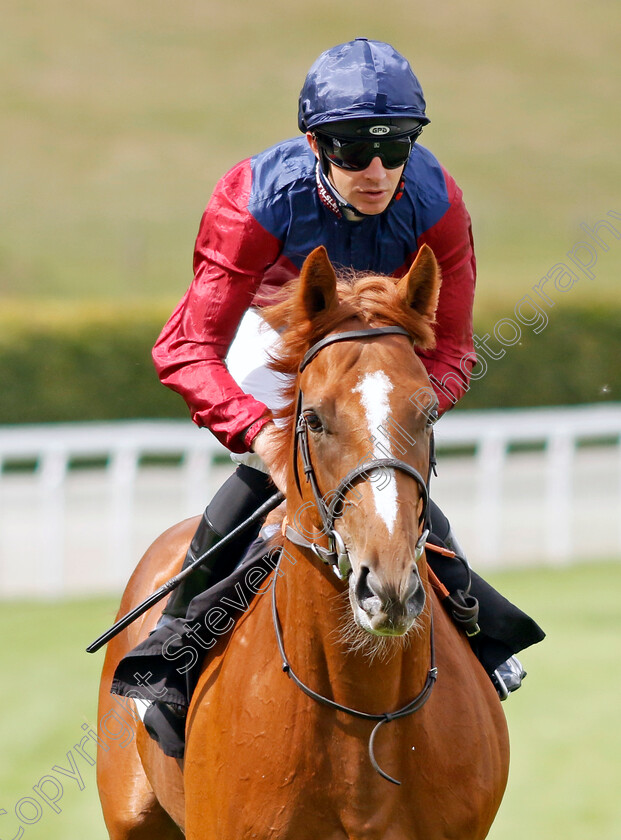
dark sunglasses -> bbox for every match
[315,131,420,171]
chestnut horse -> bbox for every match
[97,245,509,839]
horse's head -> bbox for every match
[265,245,441,642]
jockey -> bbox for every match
[137,39,544,751]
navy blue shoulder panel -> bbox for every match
[401,144,451,238]
[248,137,317,242]
[248,138,450,275]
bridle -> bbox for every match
[286,326,431,577]
[273,325,438,785]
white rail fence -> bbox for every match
[0,404,620,598]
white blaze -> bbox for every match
[354,370,398,534]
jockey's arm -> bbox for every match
[152,160,281,454]
[416,168,477,416]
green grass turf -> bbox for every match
[1,561,620,838]
[0,597,114,838]
[2,0,620,315]
[486,561,621,840]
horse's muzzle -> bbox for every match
[350,564,426,635]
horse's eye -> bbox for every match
[426,408,439,427]
[304,411,324,433]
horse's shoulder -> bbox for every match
[191,568,278,707]
[430,589,508,724]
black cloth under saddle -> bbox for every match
[111,532,544,711]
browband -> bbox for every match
[299,326,411,373]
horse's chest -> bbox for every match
[198,704,463,839]
[187,601,507,840]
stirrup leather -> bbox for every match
[424,542,481,637]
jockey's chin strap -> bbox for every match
[286,325,431,579]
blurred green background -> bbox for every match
[2,0,620,837]
[1,0,620,420]
[3,0,620,306]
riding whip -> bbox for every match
[86,490,284,653]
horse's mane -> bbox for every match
[260,269,437,467]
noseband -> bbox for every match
[287,326,430,577]
[275,325,438,785]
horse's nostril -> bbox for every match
[355,565,376,603]
[353,563,425,627]
[403,568,421,602]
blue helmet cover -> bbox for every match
[298,38,430,133]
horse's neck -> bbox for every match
[276,542,433,714]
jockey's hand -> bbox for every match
[251,421,288,496]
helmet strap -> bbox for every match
[315,161,406,222]
[316,163,365,222]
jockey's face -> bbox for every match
[307,133,404,216]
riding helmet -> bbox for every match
[298,38,430,140]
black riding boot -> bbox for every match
[427,499,545,698]
[143,464,275,755]
[158,464,275,624]
[159,511,224,621]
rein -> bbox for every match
[276,325,438,785]
[271,554,437,786]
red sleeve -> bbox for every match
[416,168,476,415]
[152,160,282,453]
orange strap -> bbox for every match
[423,542,452,599]
[424,542,456,559]
[425,565,450,600]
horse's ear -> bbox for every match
[397,244,441,320]
[297,246,338,318]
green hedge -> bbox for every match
[458,304,621,410]
[0,301,618,425]
[0,303,186,424]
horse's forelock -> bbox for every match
[260,270,437,471]
[265,271,435,368]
